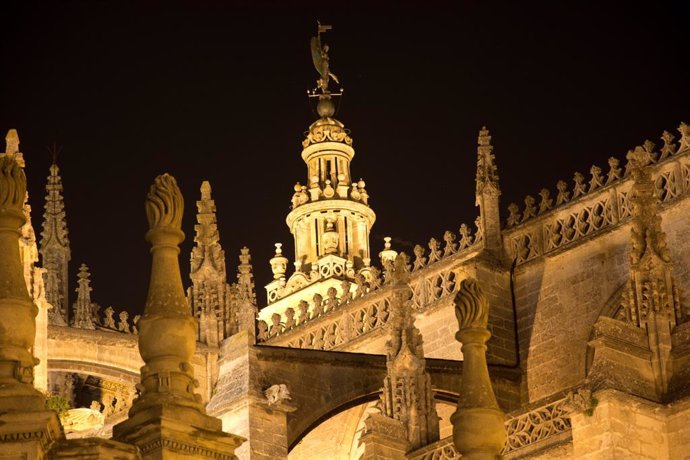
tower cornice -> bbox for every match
[286,199,376,229]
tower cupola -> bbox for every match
[264,24,376,307]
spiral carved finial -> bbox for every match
[453,278,489,330]
[145,173,184,231]
[0,155,26,212]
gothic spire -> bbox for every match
[191,181,226,275]
[627,147,671,266]
[475,126,502,256]
[39,161,71,324]
[475,126,500,202]
[364,253,439,453]
[72,263,95,329]
[188,180,230,346]
[235,247,258,339]
[237,246,256,304]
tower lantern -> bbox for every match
[262,24,376,312]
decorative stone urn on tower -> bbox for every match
[113,173,244,459]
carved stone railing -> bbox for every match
[407,396,572,459]
[410,218,483,272]
[259,238,481,350]
[504,128,690,265]
[68,305,140,335]
[406,438,460,460]
[97,307,140,335]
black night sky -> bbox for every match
[1,1,688,314]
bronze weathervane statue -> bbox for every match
[310,22,340,95]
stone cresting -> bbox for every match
[451,278,506,459]
[505,122,690,265]
[112,172,244,458]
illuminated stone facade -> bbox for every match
[2,31,690,460]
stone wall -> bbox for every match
[512,191,690,403]
[666,397,690,460]
[514,226,629,402]
[570,390,683,458]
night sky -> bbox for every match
[1,1,688,314]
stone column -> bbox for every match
[0,156,63,459]
[113,173,243,459]
[451,278,506,459]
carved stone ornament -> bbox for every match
[0,155,26,212]
[562,388,597,416]
[453,278,489,330]
[145,173,183,232]
[302,118,353,148]
[265,384,291,406]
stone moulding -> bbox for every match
[503,143,690,266]
[406,395,572,460]
[138,438,238,459]
[0,430,49,443]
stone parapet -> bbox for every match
[503,133,690,266]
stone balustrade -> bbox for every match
[407,395,573,459]
[290,177,370,210]
[504,126,690,265]
[258,237,482,349]
[505,123,688,230]
[98,307,140,334]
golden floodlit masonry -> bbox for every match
[1,22,690,460]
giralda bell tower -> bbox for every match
[261,24,376,319]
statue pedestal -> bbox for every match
[113,404,244,459]
[0,410,63,460]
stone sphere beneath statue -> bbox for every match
[317,98,335,118]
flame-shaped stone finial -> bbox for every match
[145,173,183,231]
[0,155,26,212]
[451,278,506,458]
[0,155,45,413]
[453,278,489,332]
